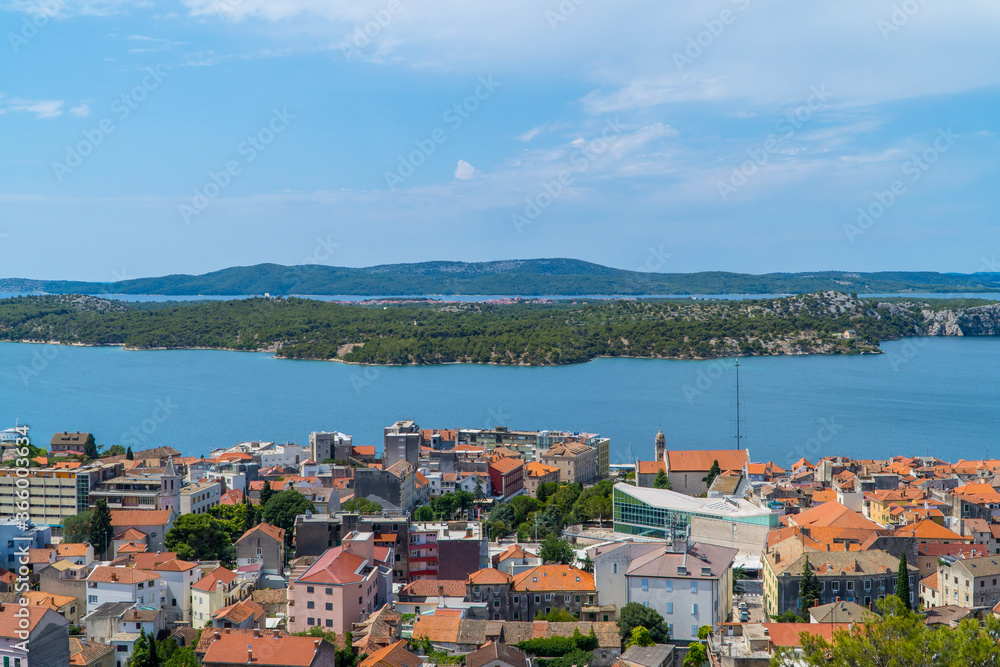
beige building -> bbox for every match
[936,555,1000,609]
[523,462,560,497]
[0,461,122,526]
[180,479,224,515]
[540,441,598,486]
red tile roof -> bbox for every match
[467,569,514,586]
[489,458,523,474]
[762,623,856,647]
[110,509,172,527]
[192,566,238,592]
[88,566,161,584]
[296,546,367,585]
[56,543,92,558]
[202,634,327,666]
[512,565,594,592]
[666,449,748,472]
[237,523,286,545]
[0,604,50,638]
[359,640,422,667]
[636,461,666,475]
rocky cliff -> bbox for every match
[922,303,1000,336]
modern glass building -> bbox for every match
[613,483,780,538]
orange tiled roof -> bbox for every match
[411,616,461,643]
[467,569,513,586]
[489,458,523,474]
[666,449,748,472]
[359,640,422,667]
[893,518,971,542]
[237,523,285,545]
[762,623,856,647]
[0,605,50,639]
[110,509,172,527]
[202,634,327,666]
[192,566,238,592]
[525,461,561,478]
[88,566,160,584]
[512,565,594,592]
[788,502,881,531]
[56,543,91,558]
[636,461,665,475]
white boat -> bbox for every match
[0,421,30,445]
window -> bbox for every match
[307,586,314,594]
[307,601,315,609]
[575,595,581,602]
[831,581,840,592]
[513,596,519,604]
[494,585,500,593]
[864,580,871,591]
[308,617,315,626]
[691,603,698,615]
[535,595,541,603]
[691,581,698,594]
[692,625,698,638]
[641,579,648,592]
[665,581,672,592]
[326,619,334,627]
[613,563,618,574]
[545,594,552,601]
[666,602,673,614]
[359,597,363,604]
[494,599,500,607]
[847,581,855,591]
[326,588,333,595]
[326,603,333,611]
[89,596,98,604]
[513,612,520,620]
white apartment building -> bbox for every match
[85,566,164,615]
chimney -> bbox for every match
[273,630,281,639]
[254,629,261,638]
[213,631,221,641]
[248,648,253,662]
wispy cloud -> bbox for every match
[2,97,64,118]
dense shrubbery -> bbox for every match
[0,292,934,365]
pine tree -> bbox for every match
[89,498,114,558]
[654,469,672,490]
[704,459,721,488]
[798,556,822,617]
[259,480,274,507]
[83,434,99,460]
[895,553,911,610]
[126,446,134,460]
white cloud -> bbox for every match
[69,103,90,117]
[4,98,64,118]
[454,160,476,180]
[517,127,542,142]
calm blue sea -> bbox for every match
[2,337,999,467]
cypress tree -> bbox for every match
[705,459,722,488]
[89,498,114,558]
[896,553,912,610]
[798,555,822,617]
[126,446,134,460]
[260,480,274,507]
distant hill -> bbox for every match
[2,259,999,296]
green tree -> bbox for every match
[163,647,200,667]
[263,490,315,545]
[625,627,655,649]
[732,566,749,595]
[259,480,275,507]
[895,552,911,610]
[489,520,509,540]
[798,556,822,616]
[130,630,161,667]
[165,513,235,562]
[539,534,575,565]
[104,444,126,457]
[126,446,134,460]
[704,459,721,488]
[89,498,113,558]
[580,555,594,574]
[535,608,578,622]
[61,511,92,544]
[342,497,383,514]
[83,434,99,460]
[653,469,672,490]
[683,643,707,667]
[618,603,670,645]
[414,506,434,521]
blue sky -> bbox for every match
[1,0,999,280]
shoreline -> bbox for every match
[0,336,898,367]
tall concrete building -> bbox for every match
[384,420,421,468]
[309,431,353,463]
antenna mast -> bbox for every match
[735,359,743,450]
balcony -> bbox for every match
[409,569,438,577]
[409,556,438,563]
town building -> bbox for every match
[523,462,561,497]
[85,566,163,615]
[540,441,598,485]
[488,458,525,501]
[236,523,286,577]
[613,484,780,539]
[192,567,248,629]
[109,509,175,552]
[936,554,1000,609]
[179,478,224,514]
[0,602,70,667]
[287,532,394,633]
[50,431,93,456]
[662,450,750,496]
[625,542,737,642]
[0,461,123,526]
[408,522,489,581]
[384,421,421,468]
